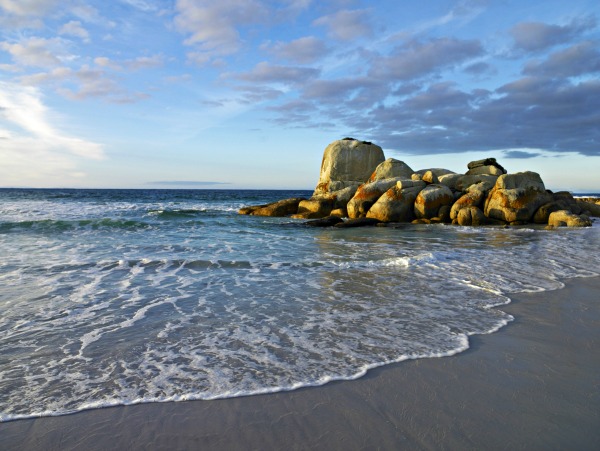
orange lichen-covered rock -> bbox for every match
[366,185,423,222]
[484,172,552,223]
[414,184,454,219]
[450,185,487,220]
[346,178,405,218]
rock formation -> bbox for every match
[239,138,596,228]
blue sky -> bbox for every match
[1,0,599,191]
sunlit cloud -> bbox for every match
[0,81,104,185]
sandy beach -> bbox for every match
[2,276,599,450]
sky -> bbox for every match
[1,0,599,192]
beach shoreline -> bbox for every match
[2,275,599,450]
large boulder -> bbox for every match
[414,184,454,219]
[347,178,404,218]
[314,138,385,195]
[484,172,552,223]
[450,187,487,220]
[239,197,305,217]
[368,158,413,182]
[548,210,592,227]
[366,185,423,222]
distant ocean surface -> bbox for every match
[1,188,599,422]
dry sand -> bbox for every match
[2,276,599,450]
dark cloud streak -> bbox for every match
[369,37,484,80]
[510,15,597,52]
[504,150,540,159]
[523,41,600,77]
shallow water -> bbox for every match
[1,188,599,421]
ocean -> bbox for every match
[1,188,599,422]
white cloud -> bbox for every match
[19,66,73,85]
[126,54,164,70]
[173,0,311,65]
[60,70,120,100]
[70,3,103,23]
[12,53,160,103]
[0,37,70,67]
[59,20,90,42]
[94,56,121,70]
[174,0,269,64]
[0,81,105,185]
[120,0,159,12]
[0,0,60,16]
[93,54,164,71]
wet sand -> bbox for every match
[2,276,599,450]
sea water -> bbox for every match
[1,188,599,421]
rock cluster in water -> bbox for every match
[239,138,600,228]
